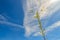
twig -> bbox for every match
[35,11,46,40]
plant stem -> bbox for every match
[36,12,46,40]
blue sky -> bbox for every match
[0,0,60,40]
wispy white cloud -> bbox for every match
[33,21,60,36]
[0,14,24,29]
[23,0,60,37]
[24,25,40,37]
[45,21,60,33]
[0,15,7,21]
[39,0,60,19]
[0,21,24,28]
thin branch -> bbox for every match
[36,11,46,40]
